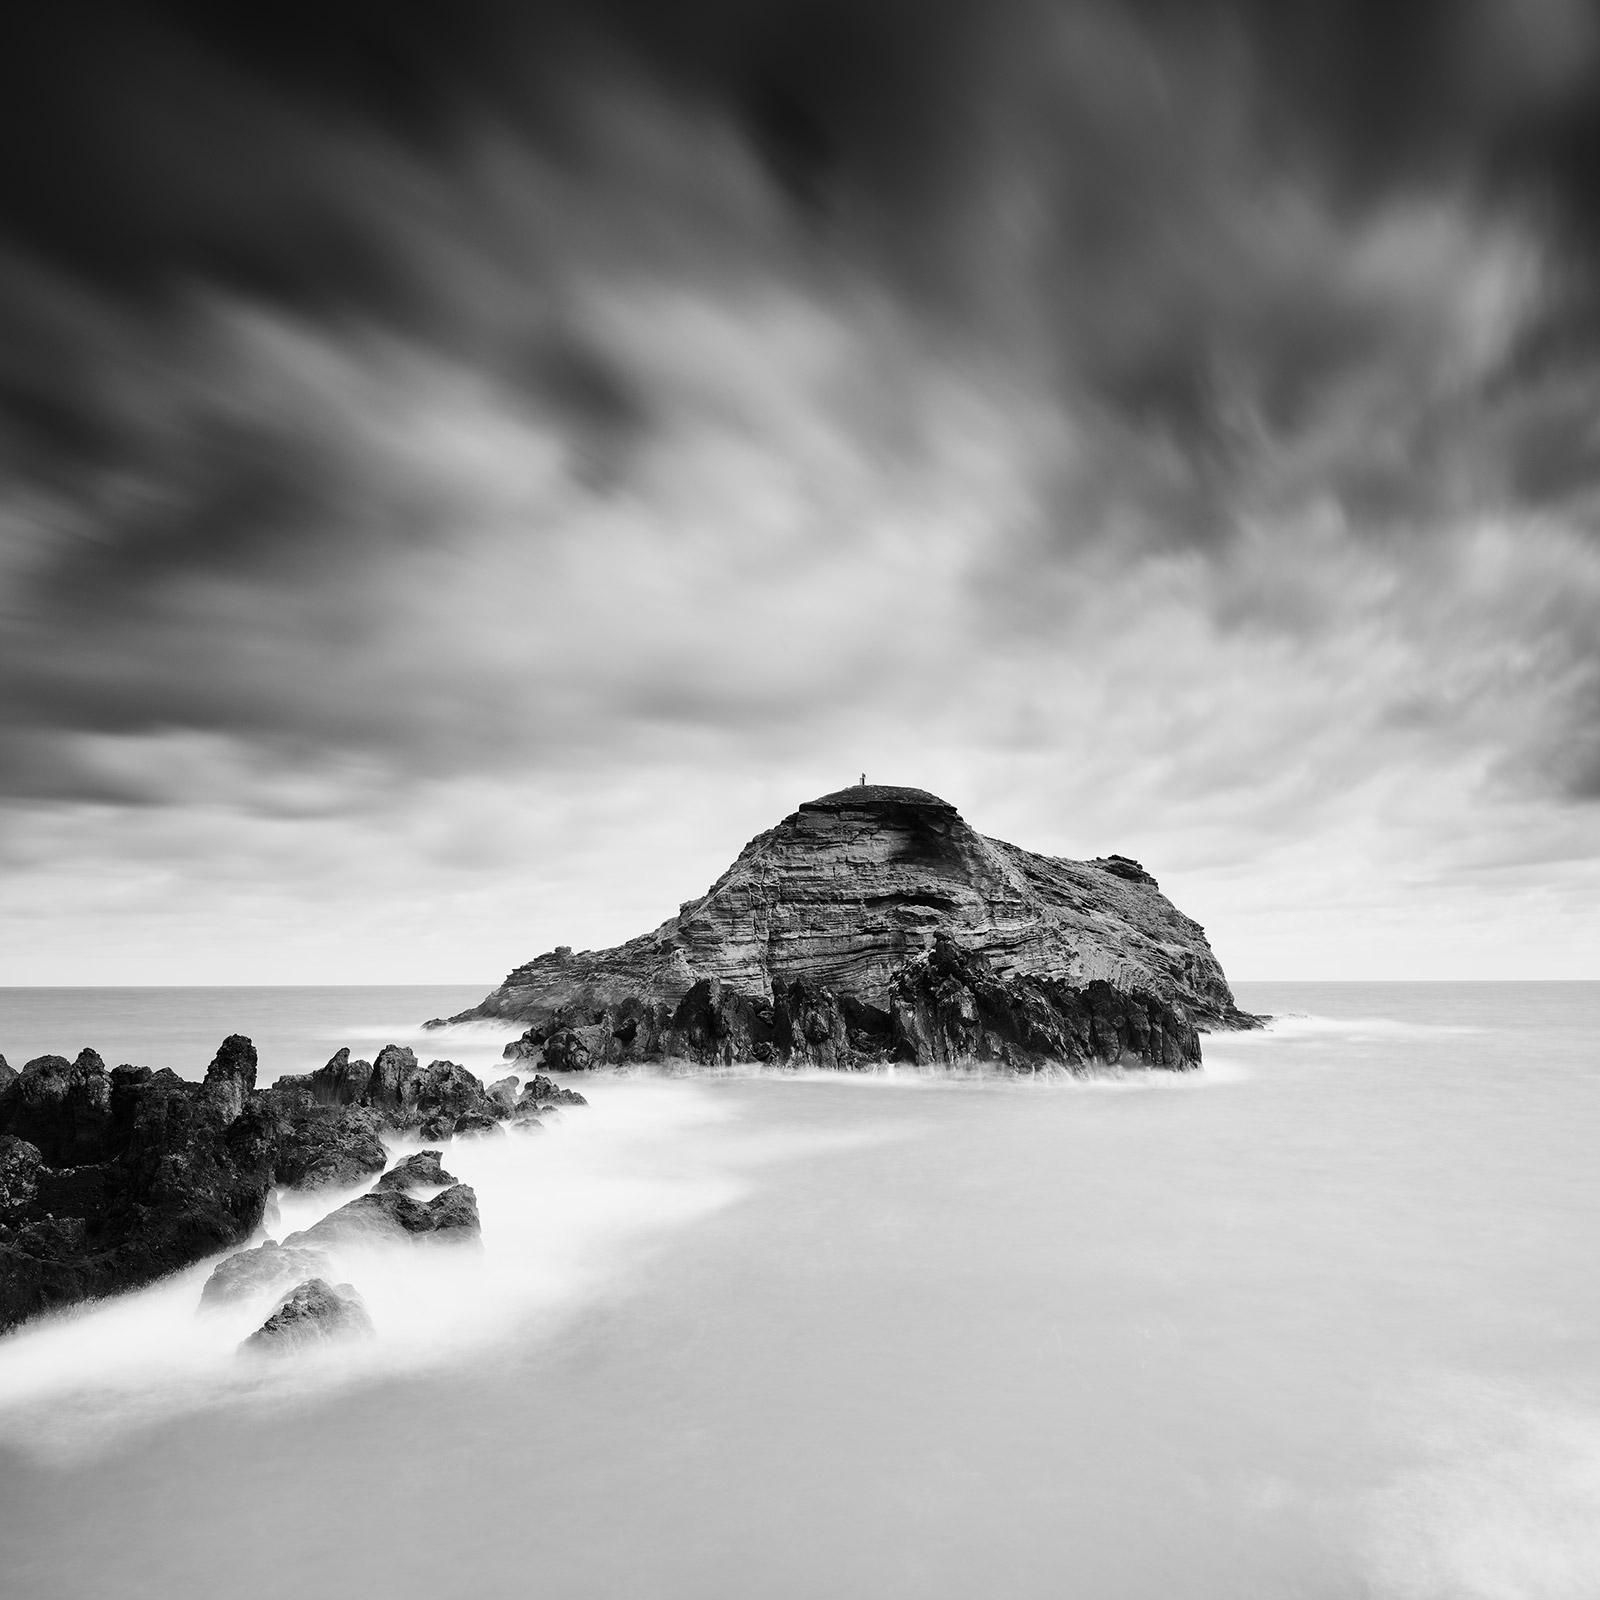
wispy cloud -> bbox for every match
[1,1,1598,980]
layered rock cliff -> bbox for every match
[445,785,1256,1072]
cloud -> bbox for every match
[1,0,1599,979]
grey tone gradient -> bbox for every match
[1,1,1597,980]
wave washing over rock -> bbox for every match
[442,784,1258,1073]
[0,1032,583,1335]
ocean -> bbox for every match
[1,981,1598,1599]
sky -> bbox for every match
[2,0,1598,985]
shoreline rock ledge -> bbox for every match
[443,784,1260,1073]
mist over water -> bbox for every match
[3,982,1599,1598]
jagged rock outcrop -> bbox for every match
[277,1045,507,1139]
[0,1033,519,1334]
[0,1042,281,1331]
[240,1278,373,1354]
[509,1074,587,1120]
[374,1149,458,1192]
[459,785,1255,1072]
[284,1183,481,1250]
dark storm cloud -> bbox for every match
[2,0,1600,817]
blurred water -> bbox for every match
[1,982,1598,1599]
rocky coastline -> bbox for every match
[0,1036,583,1336]
[0,785,1253,1340]
[445,784,1258,1074]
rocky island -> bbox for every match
[444,784,1256,1073]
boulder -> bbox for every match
[424,1184,482,1234]
[239,1278,373,1354]
[374,1149,457,1191]
[522,1074,588,1109]
[284,1183,481,1250]
[486,1076,520,1115]
[0,1055,15,1091]
[200,1240,331,1308]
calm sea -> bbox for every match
[2,981,1598,1600]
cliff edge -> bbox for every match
[445,785,1258,1072]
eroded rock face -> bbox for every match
[459,786,1253,1072]
[240,1278,373,1354]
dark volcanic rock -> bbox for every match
[540,1029,593,1072]
[486,1076,520,1115]
[203,1034,258,1123]
[303,1046,375,1109]
[0,1056,15,1091]
[450,785,1256,1071]
[0,1050,114,1165]
[284,1183,481,1250]
[286,1045,505,1136]
[522,1074,588,1109]
[0,1049,278,1332]
[0,1025,499,1336]
[271,1103,388,1191]
[367,1044,420,1116]
[200,1240,331,1308]
[240,1278,372,1354]
[374,1149,457,1192]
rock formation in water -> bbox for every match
[283,1182,481,1250]
[202,1239,334,1308]
[240,1277,373,1354]
[448,784,1256,1073]
[374,1149,458,1192]
[274,1045,515,1141]
[0,1034,567,1334]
